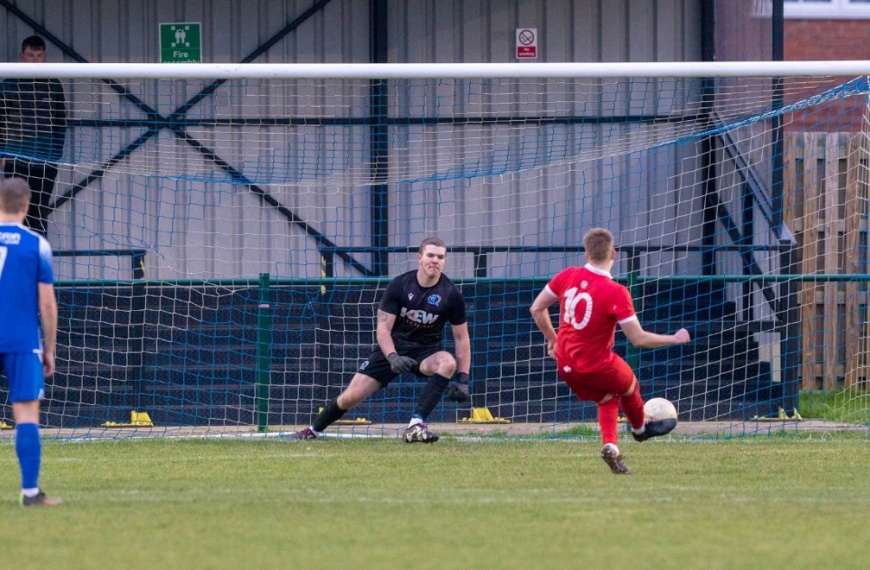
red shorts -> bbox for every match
[556,355,634,403]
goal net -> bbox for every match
[1,61,869,438]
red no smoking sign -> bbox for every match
[516,28,537,59]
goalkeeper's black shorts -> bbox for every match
[356,345,444,386]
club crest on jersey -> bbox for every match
[427,294,441,306]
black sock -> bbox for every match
[413,374,451,420]
[313,398,347,432]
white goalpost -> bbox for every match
[0,61,867,438]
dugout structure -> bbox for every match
[1,61,869,437]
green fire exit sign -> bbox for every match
[160,22,202,63]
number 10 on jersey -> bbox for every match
[563,287,592,330]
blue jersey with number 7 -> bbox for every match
[0,223,53,353]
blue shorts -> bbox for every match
[1,352,45,403]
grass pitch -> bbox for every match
[1,434,869,570]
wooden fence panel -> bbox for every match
[795,133,822,389]
[786,132,868,391]
[844,136,865,389]
[823,133,840,390]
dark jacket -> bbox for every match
[0,78,67,163]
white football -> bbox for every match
[644,397,678,421]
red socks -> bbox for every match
[620,386,646,431]
[599,384,647,445]
[598,397,619,445]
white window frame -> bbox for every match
[785,0,870,19]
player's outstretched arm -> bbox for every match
[620,319,690,349]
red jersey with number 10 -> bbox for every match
[544,264,637,372]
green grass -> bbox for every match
[2,435,870,570]
[799,389,870,423]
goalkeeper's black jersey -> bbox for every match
[378,270,467,350]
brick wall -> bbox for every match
[785,19,870,60]
[784,19,870,131]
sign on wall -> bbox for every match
[160,22,202,63]
[516,28,538,59]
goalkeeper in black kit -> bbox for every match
[289,237,471,443]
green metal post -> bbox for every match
[626,270,640,373]
[256,273,271,432]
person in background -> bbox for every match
[0,35,67,236]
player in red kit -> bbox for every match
[530,228,690,474]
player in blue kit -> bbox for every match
[0,177,61,506]
[289,237,471,443]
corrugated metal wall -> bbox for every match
[2,1,370,65]
[390,0,702,64]
[1,1,704,65]
[0,0,711,281]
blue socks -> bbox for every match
[15,423,41,490]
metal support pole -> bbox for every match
[130,253,146,413]
[256,273,271,432]
[626,270,641,374]
[781,246,802,414]
[370,0,389,276]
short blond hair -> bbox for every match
[0,177,31,215]
[419,236,446,254]
[583,228,614,262]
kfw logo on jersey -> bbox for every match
[400,306,439,325]
[0,232,21,245]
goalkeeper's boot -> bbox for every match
[287,427,318,440]
[403,423,439,443]
[601,445,632,475]
[20,489,63,507]
[631,418,678,442]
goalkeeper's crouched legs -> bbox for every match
[412,374,451,419]
[287,398,348,440]
[313,398,347,432]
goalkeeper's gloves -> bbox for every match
[445,372,470,403]
[387,352,417,374]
